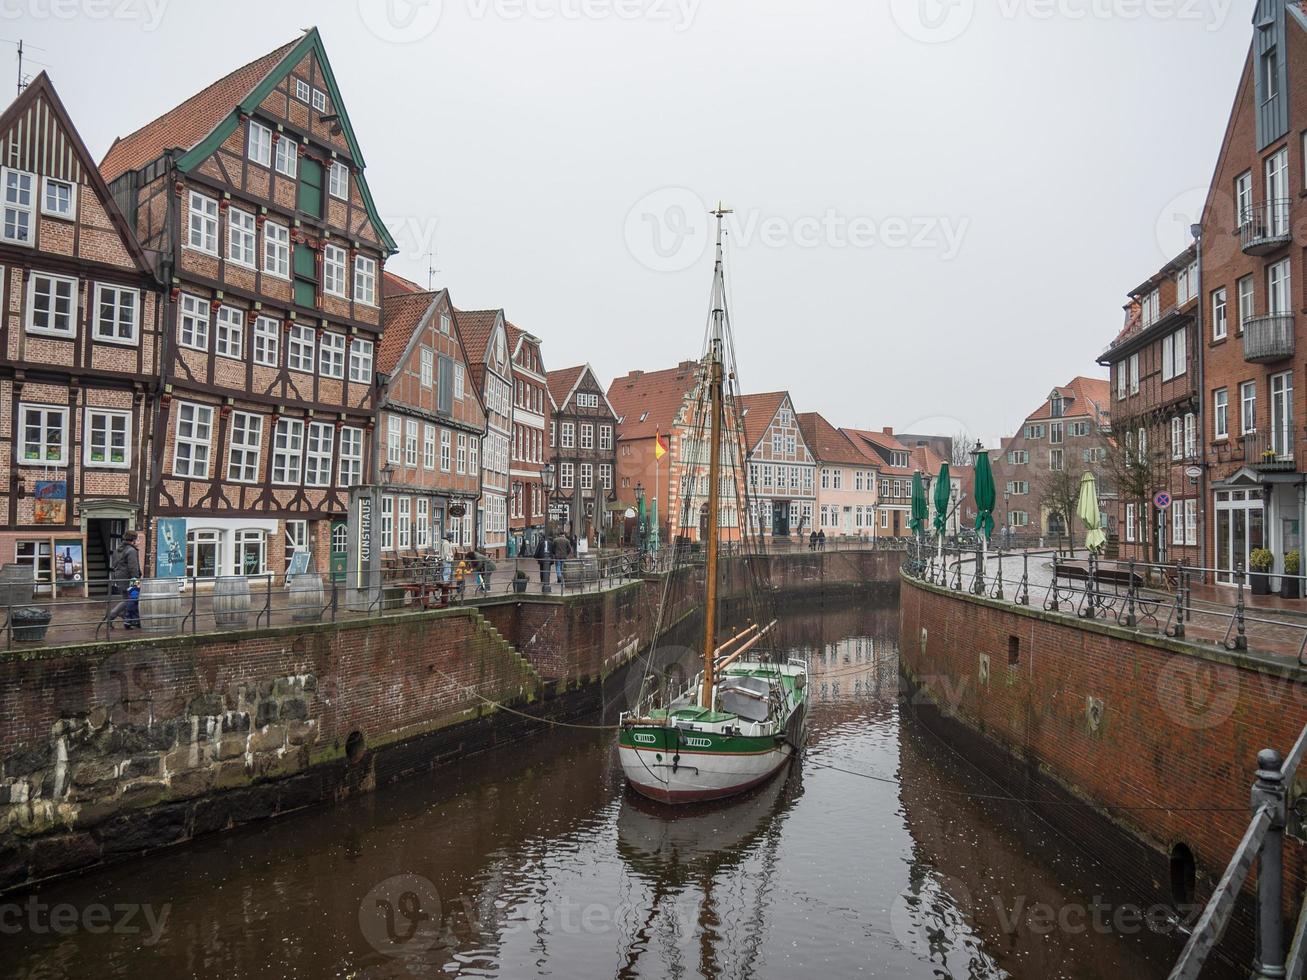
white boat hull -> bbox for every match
[618,740,795,804]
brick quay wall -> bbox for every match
[899,571,1307,961]
[0,549,899,894]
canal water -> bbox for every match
[6,601,1226,979]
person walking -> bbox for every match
[535,533,553,587]
[552,529,572,585]
[809,530,818,551]
[453,551,470,602]
[817,529,826,550]
[440,532,456,584]
[107,530,142,629]
[473,547,494,594]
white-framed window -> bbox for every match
[216,305,244,360]
[228,207,256,267]
[2,167,34,245]
[89,282,139,347]
[41,176,75,220]
[440,312,451,335]
[312,88,327,112]
[274,136,298,178]
[1241,381,1257,435]
[1125,503,1137,543]
[561,462,574,490]
[339,426,364,487]
[1238,275,1254,332]
[26,272,77,337]
[600,463,613,490]
[561,422,575,449]
[440,430,451,472]
[323,244,347,297]
[381,496,393,551]
[581,423,594,450]
[1266,147,1289,235]
[416,497,430,548]
[1269,257,1292,314]
[580,463,593,490]
[173,402,214,477]
[1171,417,1183,460]
[295,77,311,103]
[18,404,67,466]
[264,221,290,278]
[187,529,221,579]
[599,424,613,451]
[272,417,305,484]
[1050,421,1064,445]
[454,363,465,400]
[397,497,412,549]
[188,191,218,254]
[287,325,315,372]
[405,419,419,467]
[227,411,263,483]
[329,161,350,200]
[1184,498,1198,547]
[1236,170,1253,222]
[233,529,267,576]
[305,422,334,487]
[423,424,436,470]
[1212,287,1228,341]
[387,415,402,465]
[1129,352,1139,394]
[349,337,373,383]
[179,294,209,350]
[1161,326,1187,381]
[319,331,346,378]
[84,407,130,468]
[247,120,272,167]
[1184,412,1196,458]
[470,436,478,474]
[420,347,434,388]
[1049,449,1064,471]
[253,316,280,367]
[1214,387,1229,439]
[354,255,377,306]
[456,433,467,474]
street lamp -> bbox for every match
[380,462,394,486]
[542,463,556,533]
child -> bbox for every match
[454,553,470,601]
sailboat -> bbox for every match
[617,206,808,805]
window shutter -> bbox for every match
[298,158,324,218]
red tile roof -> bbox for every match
[607,360,703,441]
[383,270,425,297]
[797,412,876,467]
[842,428,923,476]
[100,37,300,182]
[737,392,788,451]
[1025,376,1111,423]
[377,289,438,374]
[546,365,586,409]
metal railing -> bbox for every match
[1240,199,1294,254]
[1244,429,1296,472]
[1243,311,1296,363]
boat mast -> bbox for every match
[700,205,731,711]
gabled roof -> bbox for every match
[797,412,876,467]
[99,28,396,253]
[607,360,703,440]
[455,310,501,364]
[842,428,919,476]
[546,365,586,408]
[377,289,441,374]
[383,270,425,297]
[737,392,790,451]
[0,73,155,278]
[1025,376,1111,422]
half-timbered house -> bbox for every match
[100,30,396,580]
[375,286,486,557]
[0,74,163,594]
[547,363,618,544]
[507,322,549,551]
[740,392,816,539]
[455,309,512,556]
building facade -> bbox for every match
[375,287,486,560]
[547,363,618,545]
[843,429,918,537]
[740,392,816,539]
[456,310,512,556]
[0,74,164,593]
[102,30,395,580]
[507,323,549,550]
[798,412,881,539]
[1199,0,1307,587]
[1099,246,1201,566]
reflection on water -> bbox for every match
[5,602,1206,979]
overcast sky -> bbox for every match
[14,0,1253,444]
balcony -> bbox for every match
[1240,200,1293,255]
[1245,431,1295,473]
[1242,312,1295,363]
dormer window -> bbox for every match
[1050,395,1064,419]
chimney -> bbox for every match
[882,426,894,436]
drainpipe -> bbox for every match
[1193,224,1208,577]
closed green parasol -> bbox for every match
[1077,471,1107,554]
[973,448,996,544]
[933,463,952,536]
[909,471,928,537]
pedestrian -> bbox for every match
[107,530,142,629]
[809,530,817,551]
[474,547,495,593]
[454,552,470,601]
[552,529,572,584]
[440,531,456,584]
[535,533,552,586]
[818,529,826,550]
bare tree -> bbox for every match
[1039,464,1084,554]
[1105,421,1170,566]
[950,431,973,469]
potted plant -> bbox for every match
[513,569,529,594]
[1249,548,1274,595]
[1284,549,1302,599]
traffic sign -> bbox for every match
[1153,491,1172,510]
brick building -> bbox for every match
[798,412,881,539]
[546,363,617,545]
[101,30,396,580]
[0,74,164,593]
[739,392,816,539]
[455,310,512,556]
[988,378,1114,544]
[841,428,955,538]
[1098,246,1201,566]
[507,322,549,549]
[374,285,486,561]
[1198,0,1307,586]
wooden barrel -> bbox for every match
[288,573,325,622]
[0,563,34,611]
[139,578,183,632]
[213,576,251,629]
